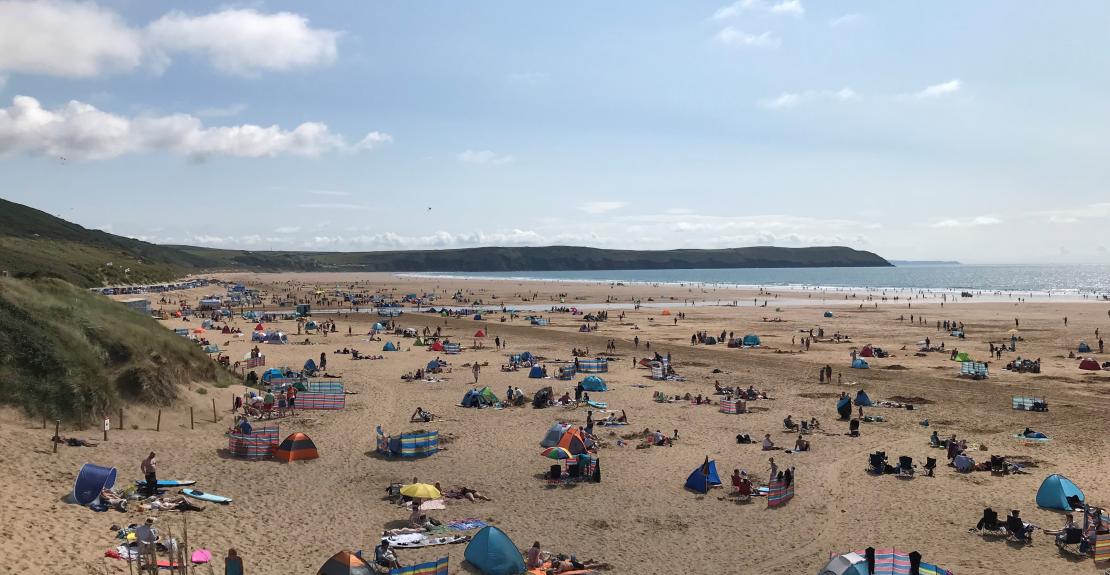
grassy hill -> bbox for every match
[1,197,890,288]
[0,277,235,422]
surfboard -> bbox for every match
[134,479,196,487]
[181,488,232,504]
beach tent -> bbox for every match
[580,375,608,392]
[704,336,718,345]
[684,457,722,494]
[261,368,285,382]
[266,332,288,344]
[817,552,869,575]
[373,323,386,331]
[859,345,874,358]
[274,432,319,462]
[72,464,117,505]
[742,334,761,347]
[251,331,267,342]
[221,325,231,334]
[1036,474,1084,510]
[1079,357,1101,370]
[528,365,545,378]
[305,320,319,330]
[304,359,318,373]
[854,390,873,407]
[383,341,398,352]
[851,358,869,369]
[532,387,553,409]
[540,422,571,447]
[317,550,373,575]
[953,352,971,362]
[557,426,588,455]
[836,397,852,419]
[474,329,486,338]
[824,311,834,318]
[1078,341,1092,353]
[413,337,426,346]
[661,310,672,316]
[254,323,265,331]
[201,319,214,328]
[464,526,526,575]
[429,341,445,352]
[461,387,497,408]
[473,314,483,320]
[519,352,536,364]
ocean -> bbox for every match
[407,265,1110,296]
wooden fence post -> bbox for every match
[190,407,194,430]
[53,420,59,453]
[119,408,124,430]
[156,409,161,432]
[212,398,217,423]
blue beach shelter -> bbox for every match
[528,365,544,378]
[851,358,869,369]
[580,375,607,391]
[854,390,873,406]
[742,334,761,347]
[383,341,398,352]
[824,311,834,318]
[1036,474,1084,510]
[73,464,117,505]
[836,396,852,419]
[685,457,722,494]
[464,526,526,575]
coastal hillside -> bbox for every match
[0,277,234,422]
[1,197,890,287]
[177,245,892,272]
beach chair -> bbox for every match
[868,452,886,475]
[975,508,1006,536]
[897,456,915,477]
[990,455,1007,475]
[923,457,937,477]
[1055,527,1084,553]
[849,419,860,437]
[385,482,403,503]
[1005,515,1033,543]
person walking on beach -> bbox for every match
[319,352,327,371]
[141,452,157,496]
[494,336,501,350]
[472,362,481,384]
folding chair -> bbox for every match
[1005,515,1033,543]
[868,452,886,475]
[990,455,1007,475]
[975,508,1006,536]
[897,456,915,477]
[923,457,937,477]
[1055,527,1084,553]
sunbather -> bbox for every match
[784,415,799,432]
[762,434,779,451]
[99,489,127,511]
[793,435,810,452]
[410,407,434,423]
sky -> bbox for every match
[2,1,1109,264]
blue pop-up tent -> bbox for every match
[73,463,117,505]
[383,341,398,351]
[1036,474,1084,510]
[851,358,869,369]
[854,390,873,406]
[580,375,607,391]
[742,334,761,346]
[528,365,544,378]
[836,396,852,419]
[464,526,526,575]
[685,457,722,494]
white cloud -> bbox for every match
[307,190,351,197]
[828,13,861,27]
[909,79,961,99]
[146,8,340,76]
[760,87,857,109]
[0,95,390,160]
[579,201,627,214]
[0,2,339,78]
[274,226,301,234]
[308,229,550,250]
[0,0,144,77]
[1043,202,1110,224]
[194,103,247,118]
[929,215,1001,228]
[713,0,803,20]
[457,149,514,165]
[714,28,779,48]
[296,203,371,210]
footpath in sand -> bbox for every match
[1,272,1107,575]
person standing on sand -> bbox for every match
[472,362,481,384]
[141,452,157,495]
[320,352,327,371]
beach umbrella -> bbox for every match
[192,327,206,334]
[400,483,441,499]
[1007,329,1020,335]
[540,446,573,460]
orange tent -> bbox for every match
[557,426,587,455]
[274,432,319,462]
[661,310,672,316]
[474,329,486,338]
[317,550,372,575]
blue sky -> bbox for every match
[2,1,1109,263]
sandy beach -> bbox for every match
[2,272,1108,575]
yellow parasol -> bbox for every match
[399,483,441,499]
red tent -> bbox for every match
[474,329,486,338]
[859,345,874,358]
[1079,358,1101,371]
[254,323,265,331]
[429,341,444,352]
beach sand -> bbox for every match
[2,272,1108,575]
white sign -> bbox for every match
[103,418,110,432]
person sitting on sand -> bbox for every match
[930,430,940,447]
[375,539,401,570]
[762,434,778,451]
[527,542,544,569]
[557,392,572,405]
[784,415,799,432]
[794,435,810,452]
[809,417,820,430]
[410,407,433,423]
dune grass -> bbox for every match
[0,277,234,424]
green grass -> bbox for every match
[0,277,235,423]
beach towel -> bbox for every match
[388,534,469,548]
[446,518,488,531]
[1013,434,1051,442]
[586,400,607,409]
[390,556,449,575]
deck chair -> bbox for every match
[848,419,860,437]
[923,457,937,477]
[1005,515,1033,543]
[868,452,886,475]
[548,464,563,483]
[1055,527,1084,553]
[800,421,812,434]
[990,455,1007,475]
[976,508,1006,535]
[897,456,915,477]
[385,482,403,503]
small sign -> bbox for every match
[103,418,110,432]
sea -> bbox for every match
[405,264,1110,300]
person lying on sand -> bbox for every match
[547,557,610,573]
[410,407,434,423]
[442,486,491,502]
[142,495,204,512]
[53,435,98,447]
[99,489,127,511]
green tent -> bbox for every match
[954,352,972,362]
[414,337,426,346]
[477,386,498,405]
